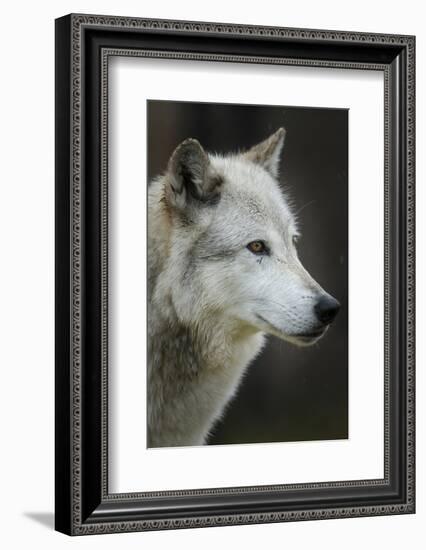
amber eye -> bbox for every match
[247,240,267,255]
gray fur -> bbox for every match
[147,128,338,447]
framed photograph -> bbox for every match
[55,14,415,535]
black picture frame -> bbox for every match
[55,13,415,536]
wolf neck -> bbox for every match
[147,182,265,447]
[151,306,261,373]
[147,304,264,448]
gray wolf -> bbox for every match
[147,128,340,447]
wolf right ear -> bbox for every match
[242,127,286,178]
[165,139,223,211]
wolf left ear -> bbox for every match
[166,138,222,211]
[243,127,286,178]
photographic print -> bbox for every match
[147,100,348,448]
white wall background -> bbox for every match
[0,0,422,548]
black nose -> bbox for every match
[314,295,340,325]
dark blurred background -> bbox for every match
[147,100,348,445]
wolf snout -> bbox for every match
[314,295,340,325]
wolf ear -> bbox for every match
[243,127,286,178]
[166,138,222,210]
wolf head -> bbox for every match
[153,128,340,346]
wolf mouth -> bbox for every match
[295,328,326,338]
[255,313,283,334]
[256,314,327,340]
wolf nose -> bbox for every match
[314,295,340,325]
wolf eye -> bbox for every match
[247,240,267,255]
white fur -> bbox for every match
[147,129,337,447]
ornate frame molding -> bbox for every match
[55,14,415,535]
